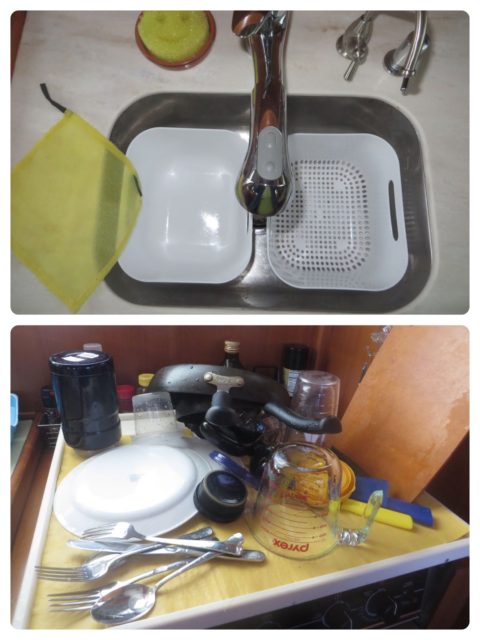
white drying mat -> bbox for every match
[267,133,408,291]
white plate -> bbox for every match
[119,127,252,284]
[53,437,220,536]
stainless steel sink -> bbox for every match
[107,93,431,313]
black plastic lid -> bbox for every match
[193,471,247,523]
[282,344,309,370]
[49,350,114,376]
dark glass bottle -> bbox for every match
[282,343,309,396]
[222,340,245,369]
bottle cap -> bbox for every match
[138,372,155,388]
[224,340,241,353]
[82,342,103,351]
[193,470,247,522]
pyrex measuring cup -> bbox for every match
[248,443,382,559]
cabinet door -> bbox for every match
[332,326,469,501]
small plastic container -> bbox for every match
[132,391,177,438]
[10,393,19,438]
[117,384,135,413]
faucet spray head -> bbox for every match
[232,11,269,38]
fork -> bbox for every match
[36,527,217,582]
[48,558,189,611]
[36,533,246,582]
[36,540,171,582]
[81,521,244,556]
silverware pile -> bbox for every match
[36,521,265,626]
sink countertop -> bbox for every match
[10,11,469,315]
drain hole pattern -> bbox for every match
[270,159,371,287]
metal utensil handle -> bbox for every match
[141,533,244,556]
[149,533,245,591]
[100,540,172,572]
[120,558,192,587]
[68,540,266,562]
[153,551,217,592]
[68,526,214,556]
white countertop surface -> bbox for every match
[10,10,469,315]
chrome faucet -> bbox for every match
[232,11,292,218]
[337,11,430,94]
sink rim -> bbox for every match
[107,92,431,313]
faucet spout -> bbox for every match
[232,11,293,217]
[384,11,429,95]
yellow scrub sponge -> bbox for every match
[138,11,209,63]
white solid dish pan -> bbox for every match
[119,127,252,284]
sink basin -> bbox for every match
[107,93,431,313]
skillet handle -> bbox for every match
[263,402,342,434]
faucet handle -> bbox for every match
[343,53,362,82]
[336,13,373,81]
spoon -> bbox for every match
[91,534,241,625]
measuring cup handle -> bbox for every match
[336,490,383,546]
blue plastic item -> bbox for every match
[352,476,434,527]
[11,393,19,437]
[209,450,260,490]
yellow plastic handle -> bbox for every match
[342,498,414,530]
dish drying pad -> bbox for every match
[267,133,408,291]
[11,87,142,312]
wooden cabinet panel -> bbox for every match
[11,325,328,413]
[333,326,469,502]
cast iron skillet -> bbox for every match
[150,364,341,456]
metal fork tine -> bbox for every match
[36,565,84,572]
[82,532,115,541]
[48,590,101,599]
[36,573,89,582]
[81,523,115,537]
[37,573,85,582]
[36,569,88,576]
[49,604,94,612]
[83,522,115,531]
[48,596,99,606]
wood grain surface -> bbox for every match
[334,326,469,501]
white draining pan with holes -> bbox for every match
[119,128,251,284]
[267,133,408,291]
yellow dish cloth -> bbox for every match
[11,110,142,312]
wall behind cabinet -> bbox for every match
[12,325,372,414]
